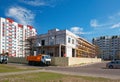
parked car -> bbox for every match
[106,60,120,69]
[0,54,8,64]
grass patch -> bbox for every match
[0,72,119,82]
[0,64,38,73]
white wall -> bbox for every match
[66,47,72,57]
[65,31,78,57]
[0,18,2,53]
[0,18,5,54]
[37,29,80,57]
[66,36,76,48]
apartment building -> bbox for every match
[93,36,120,60]
[34,29,96,57]
[0,17,37,57]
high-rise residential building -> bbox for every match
[33,29,96,58]
[92,36,120,60]
[0,17,37,57]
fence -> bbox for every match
[8,57,28,64]
[8,57,101,66]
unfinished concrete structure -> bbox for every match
[35,29,96,57]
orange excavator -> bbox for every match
[26,54,51,66]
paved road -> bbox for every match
[43,61,120,79]
[2,62,120,79]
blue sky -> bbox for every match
[0,0,120,41]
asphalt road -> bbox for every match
[43,61,120,79]
[5,62,120,79]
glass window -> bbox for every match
[72,39,74,44]
[68,37,71,43]
[42,56,44,59]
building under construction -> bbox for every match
[27,29,97,58]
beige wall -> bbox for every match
[68,57,101,66]
[51,57,101,66]
[51,57,68,66]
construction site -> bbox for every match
[20,28,101,66]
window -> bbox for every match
[50,41,54,45]
[42,56,44,59]
[68,37,71,43]
[72,39,74,44]
[41,40,45,46]
[111,61,115,64]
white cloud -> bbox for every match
[87,12,120,40]
[70,27,92,35]
[6,6,35,25]
[109,12,120,20]
[90,12,120,29]
[70,27,84,35]
[20,0,56,7]
[90,19,99,27]
[111,22,120,29]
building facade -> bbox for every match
[34,29,96,57]
[0,17,37,57]
[93,36,120,60]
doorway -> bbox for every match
[72,49,75,57]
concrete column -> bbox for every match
[75,49,76,57]
[59,44,61,57]
[65,46,67,57]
